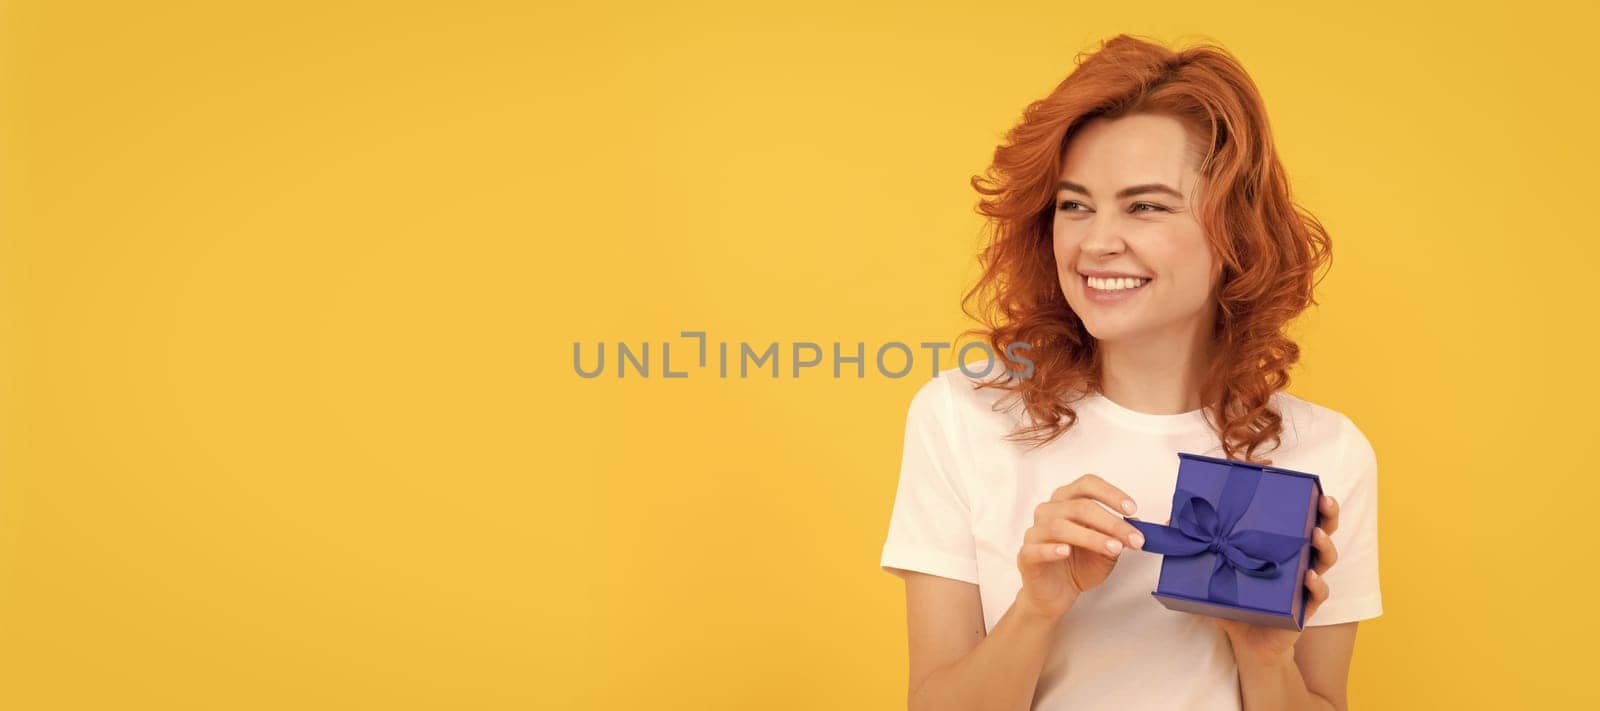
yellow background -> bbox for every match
[3,1,1596,708]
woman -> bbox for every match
[878,35,1382,710]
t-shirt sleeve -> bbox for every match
[1306,415,1383,626]
[878,374,980,585]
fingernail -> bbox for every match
[1130,532,1145,549]
[1122,500,1137,514]
[1105,539,1123,554]
[1054,545,1071,556]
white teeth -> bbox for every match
[1086,276,1149,291]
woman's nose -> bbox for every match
[1080,219,1125,256]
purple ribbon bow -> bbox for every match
[1125,466,1308,605]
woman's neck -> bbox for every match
[1096,320,1216,416]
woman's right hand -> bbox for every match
[1015,474,1147,622]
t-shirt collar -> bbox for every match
[1076,391,1213,434]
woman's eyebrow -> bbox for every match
[1057,180,1184,200]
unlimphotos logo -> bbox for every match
[573,331,1035,379]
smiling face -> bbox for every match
[1053,112,1221,346]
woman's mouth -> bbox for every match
[1082,274,1151,303]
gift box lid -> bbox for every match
[1175,452,1323,490]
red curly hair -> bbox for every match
[960,34,1332,464]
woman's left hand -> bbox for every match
[1215,494,1341,665]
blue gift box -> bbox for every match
[1125,453,1323,630]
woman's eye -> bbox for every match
[1130,202,1169,213]
[1057,200,1088,212]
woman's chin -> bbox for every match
[1080,317,1149,344]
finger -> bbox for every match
[1022,520,1054,544]
[1034,499,1143,548]
[1303,568,1330,620]
[1050,473,1139,516]
[1018,542,1072,567]
[1319,495,1340,536]
[1063,498,1147,550]
[1028,499,1094,535]
[1310,526,1339,575]
[1032,498,1082,526]
[1047,517,1128,558]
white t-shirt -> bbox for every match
[879,365,1382,709]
